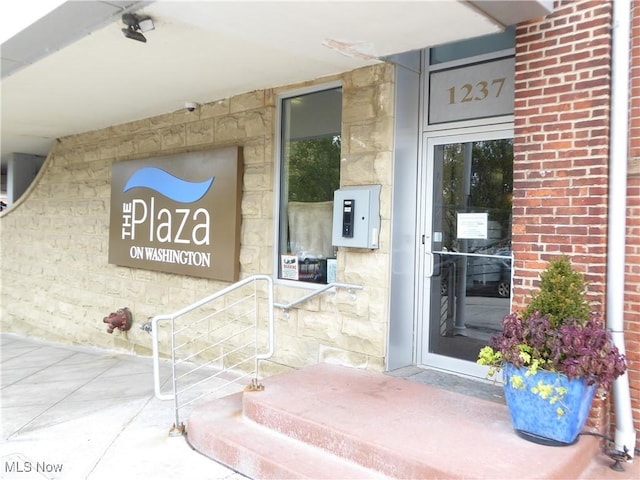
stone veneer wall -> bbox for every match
[0,63,395,375]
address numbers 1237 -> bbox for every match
[448,77,506,105]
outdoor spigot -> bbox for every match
[103,307,132,333]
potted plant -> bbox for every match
[477,256,627,445]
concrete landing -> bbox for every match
[187,363,615,479]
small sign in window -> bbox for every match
[457,212,488,240]
[280,255,299,280]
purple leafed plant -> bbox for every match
[487,311,627,390]
[478,257,627,390]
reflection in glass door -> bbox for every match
[423,135,513,370]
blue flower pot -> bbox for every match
[503,364,596,446]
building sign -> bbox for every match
[109,147,242,281]
[429,57,514,124]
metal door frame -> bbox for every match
[416,125,514,377]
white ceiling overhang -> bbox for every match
[0,0,553,163]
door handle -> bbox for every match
[425,252,434,277]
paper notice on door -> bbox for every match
[457,213,488,239]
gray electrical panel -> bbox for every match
[332,185,381,249]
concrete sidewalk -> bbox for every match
[2,333,638,479]
[0,333,246,480]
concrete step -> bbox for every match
[186,392,387,479]
[187,363,602,479]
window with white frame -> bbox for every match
[277,86,342,284]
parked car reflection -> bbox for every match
[439,249,512,298]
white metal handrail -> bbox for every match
[146,275,362,434]
[148,274,274,433]
[273,282,363,310]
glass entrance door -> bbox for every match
[421,133,513,374]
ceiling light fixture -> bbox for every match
[121,13,154,43]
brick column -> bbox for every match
[512,0,613,311]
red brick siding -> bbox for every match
[627,0,640,451]
[514,0,639,449]
[513,0,612,310]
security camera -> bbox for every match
[185,102,199,112]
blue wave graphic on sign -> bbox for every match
[123,167,214,203]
